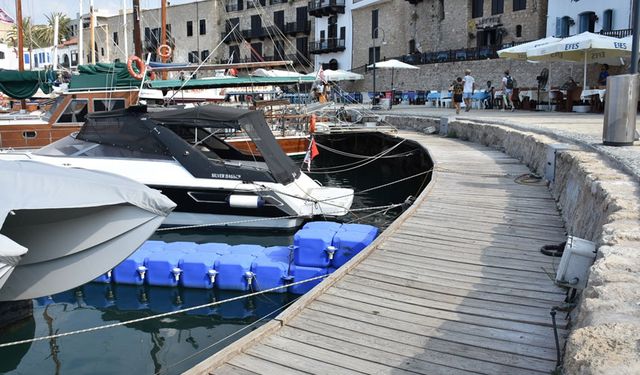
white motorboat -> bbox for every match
[0,105,354,230]
[0,159,175,301]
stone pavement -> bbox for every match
[369,105,640,180]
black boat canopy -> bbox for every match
[78,105,301,185]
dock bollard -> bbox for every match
[602,73,639,146]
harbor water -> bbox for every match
[0,133,431,374]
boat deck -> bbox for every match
[188,132,568,375]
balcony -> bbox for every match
[308,0,345,18]
[241,28,267,40]
[270,0,288,4]
[309,38,345,54]
[225,3,239,12]
[284,21,311,35]
[221,31,242,44]
[600,28,632,38]
[246,0,266,9]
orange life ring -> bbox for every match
[157,44,172,59]
[127,55,145,80]
[309,114,316,134]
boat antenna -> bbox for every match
[166,23,239,102]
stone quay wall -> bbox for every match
[385,115,640,374]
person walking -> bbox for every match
[462,69,475,112]
[451,77,464,115]
[501,70,515,111]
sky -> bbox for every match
[0,0,197,24]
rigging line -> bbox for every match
[0,274,327,349]
[155,297,300,375]
[252,0,312,70]
[304,139,408,175]
[347,203,404,224]
[166,23,239,102]
[312,139,413,161]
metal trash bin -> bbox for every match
[603,73,640,146]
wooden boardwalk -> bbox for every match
[188,133,568,375]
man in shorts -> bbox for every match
[463,69,475,112]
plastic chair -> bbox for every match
[471,91,489,110]
[426,91,440,107]
[439,91,452,108]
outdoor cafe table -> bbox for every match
[580,89,606,101]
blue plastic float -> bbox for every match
[94,221,378,295]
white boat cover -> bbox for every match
[0,160,176,300]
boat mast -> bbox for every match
[122,0,128,59]
[161,0,167,79]
[52,14,59,70]
[15,0,26,108]
[78,0,83,65]
[89,0,95,64]
[132,0,142,58]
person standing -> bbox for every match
[451,77,464,115]
[462,69,475,112]
[501,70,515,111]
[597,64,609,87]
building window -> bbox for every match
[515,24,522,37]
[472,0,483,18]
[188,51,199,63]
[439,0,445,20]
[602,9,613,32]
[113,31,119,45]
[101,48,104,56]
[579,11,596,33]
[368,46,380,64]
[0,51,4,59]
[186,21,193,37]
[491,0,503,15]
[557,16,572,37]
[409,39,416,53]
[372,9,378,39]
[201,50,209,62]
[513,0,526,11]
[199,19,206,35]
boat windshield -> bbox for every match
[34,135,173,160]
[42,95,65,122]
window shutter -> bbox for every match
[555,17,562,37]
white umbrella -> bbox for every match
[527,32,632,87]
[497,36,561,61]
[367,59,419,91]
[252,68,305,78]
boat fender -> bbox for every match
[228,195,265,209]
[127,55,146,80]
[157,44,172,59]
[309,113,316,134]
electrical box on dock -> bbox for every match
[555,236,597,290]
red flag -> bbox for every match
[303,137,320,172]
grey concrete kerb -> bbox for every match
[384,115,640,375]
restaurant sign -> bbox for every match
[476,16,502,29]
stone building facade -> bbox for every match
[80,0,313,72]
[351,0,548,69]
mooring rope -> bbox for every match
[155,203,404,232]
[0,274,328,349]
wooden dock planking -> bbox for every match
[190,133,569,375]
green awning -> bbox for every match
[69,62,143,91]
[0,69,55,99]
[146,76,315,90]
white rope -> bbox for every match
[155,203,404,232]
[0,274,328,349]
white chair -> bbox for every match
[439,90,452,108]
